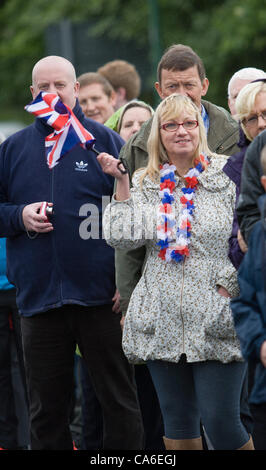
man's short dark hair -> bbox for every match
[157,44,206,83]
[77,72,114,97]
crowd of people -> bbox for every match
[0,43,265,451]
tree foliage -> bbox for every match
[0,0,265,120]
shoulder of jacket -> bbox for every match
[198,153,236,191]
[209,152,230,166]
[245,131,266,163]
[131,168,159,191]
[247,220,265,254]
[208,154,233,179]
[202,99,239,153]
[202,99,237,125]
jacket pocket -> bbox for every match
[125,273,160,335]
[204,289,237,340]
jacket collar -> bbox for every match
[201,99,238,151]
[137,155,231,192]
[197,154,232,191]
[237,125,250,149]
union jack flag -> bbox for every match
[25,92,96,169]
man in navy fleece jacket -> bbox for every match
[0,55,143,450]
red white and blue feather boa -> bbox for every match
[157,154,209,262]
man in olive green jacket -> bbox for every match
[115,44,239,314]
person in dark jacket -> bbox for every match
[0,55,144,450]
[223,79,266,446]
[237,80,266,244]
[224,80,266,269]
[223,126,250,268]
[231,145,266,450]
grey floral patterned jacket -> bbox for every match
[103,154,243,364]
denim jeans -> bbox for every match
[147,355,250,450]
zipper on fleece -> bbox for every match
[50,167,63,301]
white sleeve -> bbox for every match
[103,174,156,250]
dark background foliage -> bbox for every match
[0,0,265,123]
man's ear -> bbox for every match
[110,90,116,107]
[201,77,209,97]
[116,87,126,100]
[155,81,163,99]
[74,81,80,98]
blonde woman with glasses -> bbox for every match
[96,93,253,450]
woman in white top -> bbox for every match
[97,93,253,450]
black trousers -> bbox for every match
[0,289,28,449]
[21,304,144,450]
[79,359,165,450]
[79,355,103,450]
[250,403,266,450]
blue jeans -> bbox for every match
[147,355,249,450]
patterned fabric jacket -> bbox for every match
[116,99,240,313]
[104,154,243,364]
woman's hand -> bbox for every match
[97,152,126,180]
[120,315,125,330]
[112,289,121,314]
[97,152,130,201]
[217,286,231,298]
[237,229,248,253]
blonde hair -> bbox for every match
[139,93,213,184]
[235,81,266,141]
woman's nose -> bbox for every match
[175,124,188,134]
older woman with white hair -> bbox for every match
[96,93,253,450]
[227,67,265,119]
[237,80,266,141]
[223,79,266,269]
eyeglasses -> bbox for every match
[160,120,198,132]
[243,111,266,128]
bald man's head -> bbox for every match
[30,55,79,109]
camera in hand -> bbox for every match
[39,202,53,220]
